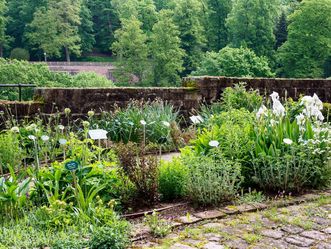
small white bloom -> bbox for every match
[272,100,285,117]
[41,135,50,142]
[59,139,67,145]
[10,126,19,133]
[283,138,293,145]
[58,125,65,130]
[140,120,147,126]
[190,115,203,124]
[82,121,90,127]
[28,135,36,141]
[209,140,219,147]
[296,113,305,126]
[64,108,71,115]
[313,94,323,110]
[270,92,280,102]
[256,105,268,119]
[162,121,170,127]
[270,119,278,127]
[88,111,95,117]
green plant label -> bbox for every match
[65,161,79,171]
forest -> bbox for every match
[0,0,331,86]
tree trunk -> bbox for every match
[0,45,3,58]
[65,47,70,62]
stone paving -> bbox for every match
[132,196,331,249]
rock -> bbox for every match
[322,227,331,234]
[281,225,304,234]
[261,229,284,239]
[301,230,328,240]
[177,215,201,224]
[285,235,315,247]
[203,242,225,249]
[170,243,196,249]
[195,210,226,220]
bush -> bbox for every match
[192,46,275,77]
[10,48,30,61]
[181,147,242,205]
[90,222,130,249]
[71,72,114,88]
[0,131,23,174]
[158,158,188,201]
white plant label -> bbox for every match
[88,129,108,140]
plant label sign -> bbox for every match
[88,129,108,140]
[65,161,79,171]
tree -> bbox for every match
[112,17,148,81]
[150,10,185,86]
[226,0,280,58]
[205,0,232,51]
[277,0,331,78]
[87,0,119,53]
[112,0,157,34]
[27,0,82,61]
[275,11,288,49]
[0,0,11,57]
[172,0,206,74]
[192,46,275,77]
[79,0,95,54]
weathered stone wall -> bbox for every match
[183,76,331,103]
[33,87,200,117]
[1,77,331,123]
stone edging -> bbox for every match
[131,190,331,242]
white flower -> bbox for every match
[64,108,71,115]
[256,105,268,119]
[162,121,170,127]
[59,139,67,145]
[58,125,65,130]
[140,120,147,126]
[270,92,280,102]
[313,94,323,110]
[296,113,305,126]
[41,135,50,142]
[209,140,219,147]
[270,119,278,127]
[28,135,36,141]
[283,138,293,145]
[272,100,285,117]
[10,126,19,133]
[82,121,90,127]
[190,115,203,124]
[26,123,37,131]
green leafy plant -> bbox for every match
[144,210,171,238]
[181,147,242,205]
[158,157,188,201]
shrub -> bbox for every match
[90,222,130,249]
[71,72,114,88]
[0,131,23,174]
[10,48,30,61]
[192,46,275,77]
[158,158,188,201]
[144,211,171,238]
[181,147,242,205]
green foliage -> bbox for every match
[251,107,331,192]
[205,0,232,51]
[237,189,266,205]
[277,0,331,78]
[70,72,114,88]
[144,211,171,238]
[0,0,11,57]
[181,147,242,205]
[27,0,82,61]
[172,0,206,74]
[150,10,185,86]
[158,158,188,201]
[220,83,263,112]
[9,47,30,60]
[0,131,23,173]
[226,0,280,58]
[92,100,178,145]
[90,222,130,249]
[112,16,149,82]
[192,47,275,77]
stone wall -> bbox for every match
[1,77,331,123]
[183,76,331,103]
[33,87,200,117]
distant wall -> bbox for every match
[183,76,331,103]
[33,87,200,117]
